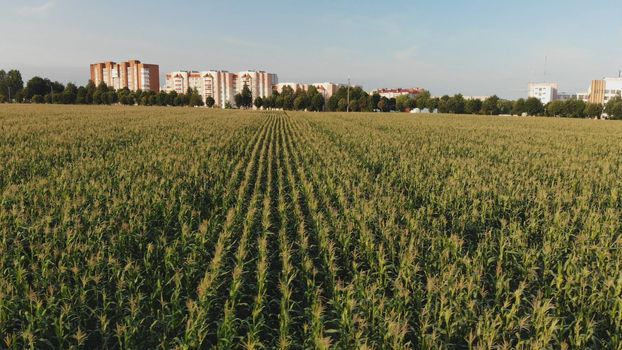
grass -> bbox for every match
[1,104,621,349]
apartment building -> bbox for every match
[165,70,277,108]
[165,71,237,108]
[588,77,622,104]
[236,71,278,99]
[527,83,558,104]
[274,82,343,98]
[90,60,160,92]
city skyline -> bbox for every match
[1,0,621,99]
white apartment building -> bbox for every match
[166,70,267,108]
[236,71,278,100]
[274,82,343,98]
[528,83,558,104]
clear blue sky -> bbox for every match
[1,0,621,98]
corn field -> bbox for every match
[1,105,622,349]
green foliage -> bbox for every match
[481,95,500,115]
[206,96,216,108]
[605,96,622,120]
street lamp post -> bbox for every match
[346,78,351,112]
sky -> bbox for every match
[0,0,621,99]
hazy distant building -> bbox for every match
[588,77,622,104]
[463,96,491,101]
[274,82,343,98]
[90,60,160,92]
[165,70,276,107]
[374,88,425,99]
[528,82,558,104]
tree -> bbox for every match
[311,94,325,112]
[241,84,253,108]
[545,100,565,117]
[337,98,348,112]
[584,103,603,119]
[348,99,359,112]
[0,70,23,102]
[254,97,263,109]
[206,96,216,108]
[395,95,412,112]
[293,95,308,111]
[465,99,482,114]
[63,83,78,104]
[85,81,96,104]
[438,98,449,113]
[512,98,526,115]
[189,94,203,107]
[498,100,513,115]
[446,94,465,114]
[426,97,439,111]
[370,93,381,111]
[564,99,586,118]
[415,90,431,109]
[481,96,500,115]
[377,99,387,112]
[32,94,44,104]
[605,96,622,120]
[234,93,243,108]
[524,97,544,116]
[25,76,51,99]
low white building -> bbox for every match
[528,82,558,104]
[374,88,424,99]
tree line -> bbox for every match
[2,68,622,119]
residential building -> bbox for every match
[236,71,278,99]
[165,69,276,108]
[588,77,622,104]
[165,70,236,108]
[274,82,343,98]
[527,83,558,104]
[374,88,425,99]
[90,60,160,92]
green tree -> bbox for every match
[32,94,44,104]
[584,103,603,119]
[447,94,465,114]
[426,97,439,111]
[605,96,622,119]
[25,76,51,99]
[311,94,325,112]
[481,96,500,115]
[254,97,263,109]
[564,99,586,118]
[395,95,411,112]
[465,99,482,114]
[415,90,431,109]
[240,84,253,108]
[377,99,387,112]
[370,93,381,111]
[0,69,23,102]
[63,83,78,104]
[205,96,215,108]
[524,97,544,116]
[337,98,348,112]
[545,100,565,117]
[512,98,526,115]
